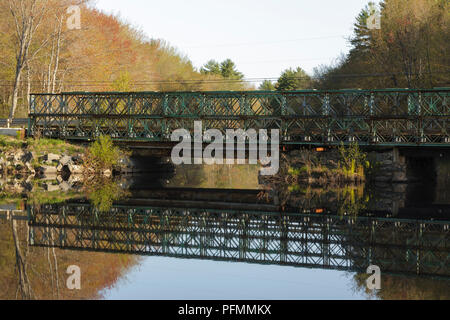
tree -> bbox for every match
[316,0,449,89]
[200,60,221,76]
[201,58,244,79]
[112,72,132,91]
[0,1,250,119]
[275,67,311,91]
[219,59,243,79]
[7,0,49,124]
[259,80,275,91]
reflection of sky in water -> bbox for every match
[101,257,368,300]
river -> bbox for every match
[0,162,449,300]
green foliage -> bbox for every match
[275,67,311,91]
[288,185,303,193]
[220,59,244,79]
[200,60,222,76]
[0,135,23,150]
[338,142,368,178]
[83,178,127,212]
[314,0,449,89]
[259,80,275,91]
[201,58,244,79]
[288,166,308,176]
[336,186,370,218]
[85,135,121,171]
[112,72,132,91]
[87,181,122,212]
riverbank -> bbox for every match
[260,143,369,189]
[0,135,84,177]
[0,135,129,178]
[0,135,132,210]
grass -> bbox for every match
[27,137,84,156]
[0,135,24,151]
[288,166,309,176]
[287,143,369,183]
[0,135,84,156]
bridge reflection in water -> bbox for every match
[27,200,449,279]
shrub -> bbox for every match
[338,142,367,178]
[84,135,121,172]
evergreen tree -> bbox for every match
[275,67,311,91]
[259,80,275,91]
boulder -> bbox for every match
[46,153,61,162]
[68,174,82,185]
[67,163,83,174]
[60,155,73,166]
[40,165,58,175]
[103,169,112,177]
[392,171,408,183]
[59,181,72,192]
[21,151,33,163]
[46,184,60,192]
[25,163,35,175]
[72,155,83,165]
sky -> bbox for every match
[94,0,371,81]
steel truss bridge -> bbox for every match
[29,88,450,147]
[27,202,450,278]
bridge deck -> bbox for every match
[28,88,450,147]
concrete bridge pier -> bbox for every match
[371,147,450,185]
[371,147,408,184]
[369,147,450,215]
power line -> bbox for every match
[181,35,347,49]
[0,71,448,87]
[239,57,336,65]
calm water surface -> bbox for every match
[1,164,449,300]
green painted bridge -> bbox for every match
[29,88,450,147]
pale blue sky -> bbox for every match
[94,0,371,81]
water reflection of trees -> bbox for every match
[352,273,450,300]
[279,184,370,217]
[168,164,261,189]
[0,219,139,300]
[12,200,450,300]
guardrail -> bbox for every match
[0,118,28,127]
[28,88,450,146]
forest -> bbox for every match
[0,0,448,119]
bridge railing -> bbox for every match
[29,88,450,146]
